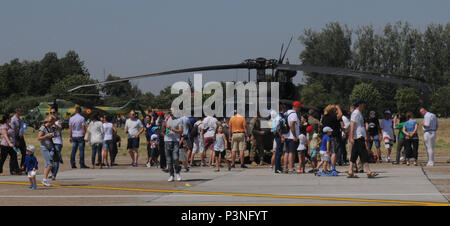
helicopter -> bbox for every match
[68,38,431,105]
[25,98,147,129]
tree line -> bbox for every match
[299,21,449,117]
[0,21,449,117]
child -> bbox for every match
[316,127,333,173]
[148,127,160,168]
[213,125,231,172]
[308,129,320,173]
[296,133,307,173]
[22,145,38,190]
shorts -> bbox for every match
[127,137,140,150]
[384,136,393,149]
[204,136,215,151]
[148,147,158,158]
[350,138,369,164]
[368,135,381,148]
[231,133,246,152]
[103,140,113,151]
[179,148,187,161]
[319,151,330,161]
[27,170,37,178]
[297,148,307,155]
[192,137,204,154]
[329,137,339,154]
[215,150,226,158]
[310,149,318,159]
[40,146,54,168]
[285,139,298,154]
[182,135,193,150]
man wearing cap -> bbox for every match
[347,100,378,178]
[365,111,382,163]
[420,108,438,167]
[380,110,395,163]
[283,101,303,173]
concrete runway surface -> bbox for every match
[0,165,449,206]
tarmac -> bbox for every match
[0,164,448,206]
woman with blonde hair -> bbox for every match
[37,115,57,187]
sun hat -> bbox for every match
[323,126,333,133]
[26,145,36,153]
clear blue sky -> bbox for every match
[1,0,449,94]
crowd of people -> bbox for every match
[0,99,440,188]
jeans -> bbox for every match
[405,138,419,161]
[70,137,86,167]
[16,136,27,168]
[0,146,20,174]
[165,141,180,176]
[91,143,102,166]
[274,134,283,171]
[52,144,62,177]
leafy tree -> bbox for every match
[60,50,89,78]
[349,83,382,114]
[394,87,421,114]
[300,82,334,108]
[430,85,450,117]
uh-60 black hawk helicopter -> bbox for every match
[68,38,430,102]
[67,39,430,159]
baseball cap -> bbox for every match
[26,145,36,153]
[293,101,304,108]
[306,126,314,132]
[323,127,333,133]
[157,111,165,116]
[151,126,159,133]
[384,110,391,114]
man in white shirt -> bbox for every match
[380,110,395,163]
[163,108,183,181]
[69,107,88,169]
[124,110,144,167]
[420,108,438,166]
[282,101,302,173]
[347,100,377,178]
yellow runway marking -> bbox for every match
[0,181,448,206]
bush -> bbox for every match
[394,87,421,114]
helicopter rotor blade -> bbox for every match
[281,36,293,63]
[278,43,284,63]
[276,64,431,91]
[67,63,249,93]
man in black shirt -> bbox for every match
[322,105,343,169]
[365,111,382,163]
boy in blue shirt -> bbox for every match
[22,145,38,189]
[316,127,333,173]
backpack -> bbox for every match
[278,112,294,134]
[190,123,199,138]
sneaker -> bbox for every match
[32,184,37,189]
[80,165,89,169]
[176,174,182,181]
[71,165,77,169]
[132,163,137,167]
[184,168,189,173]
[414,161,418,166]
[426,162,434,167]
[241,164,248,168]
[28,185,33,189]
[42,179,51,187]
[146,162,151,168]
[168,176,174,182]
[386,157,391,163]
